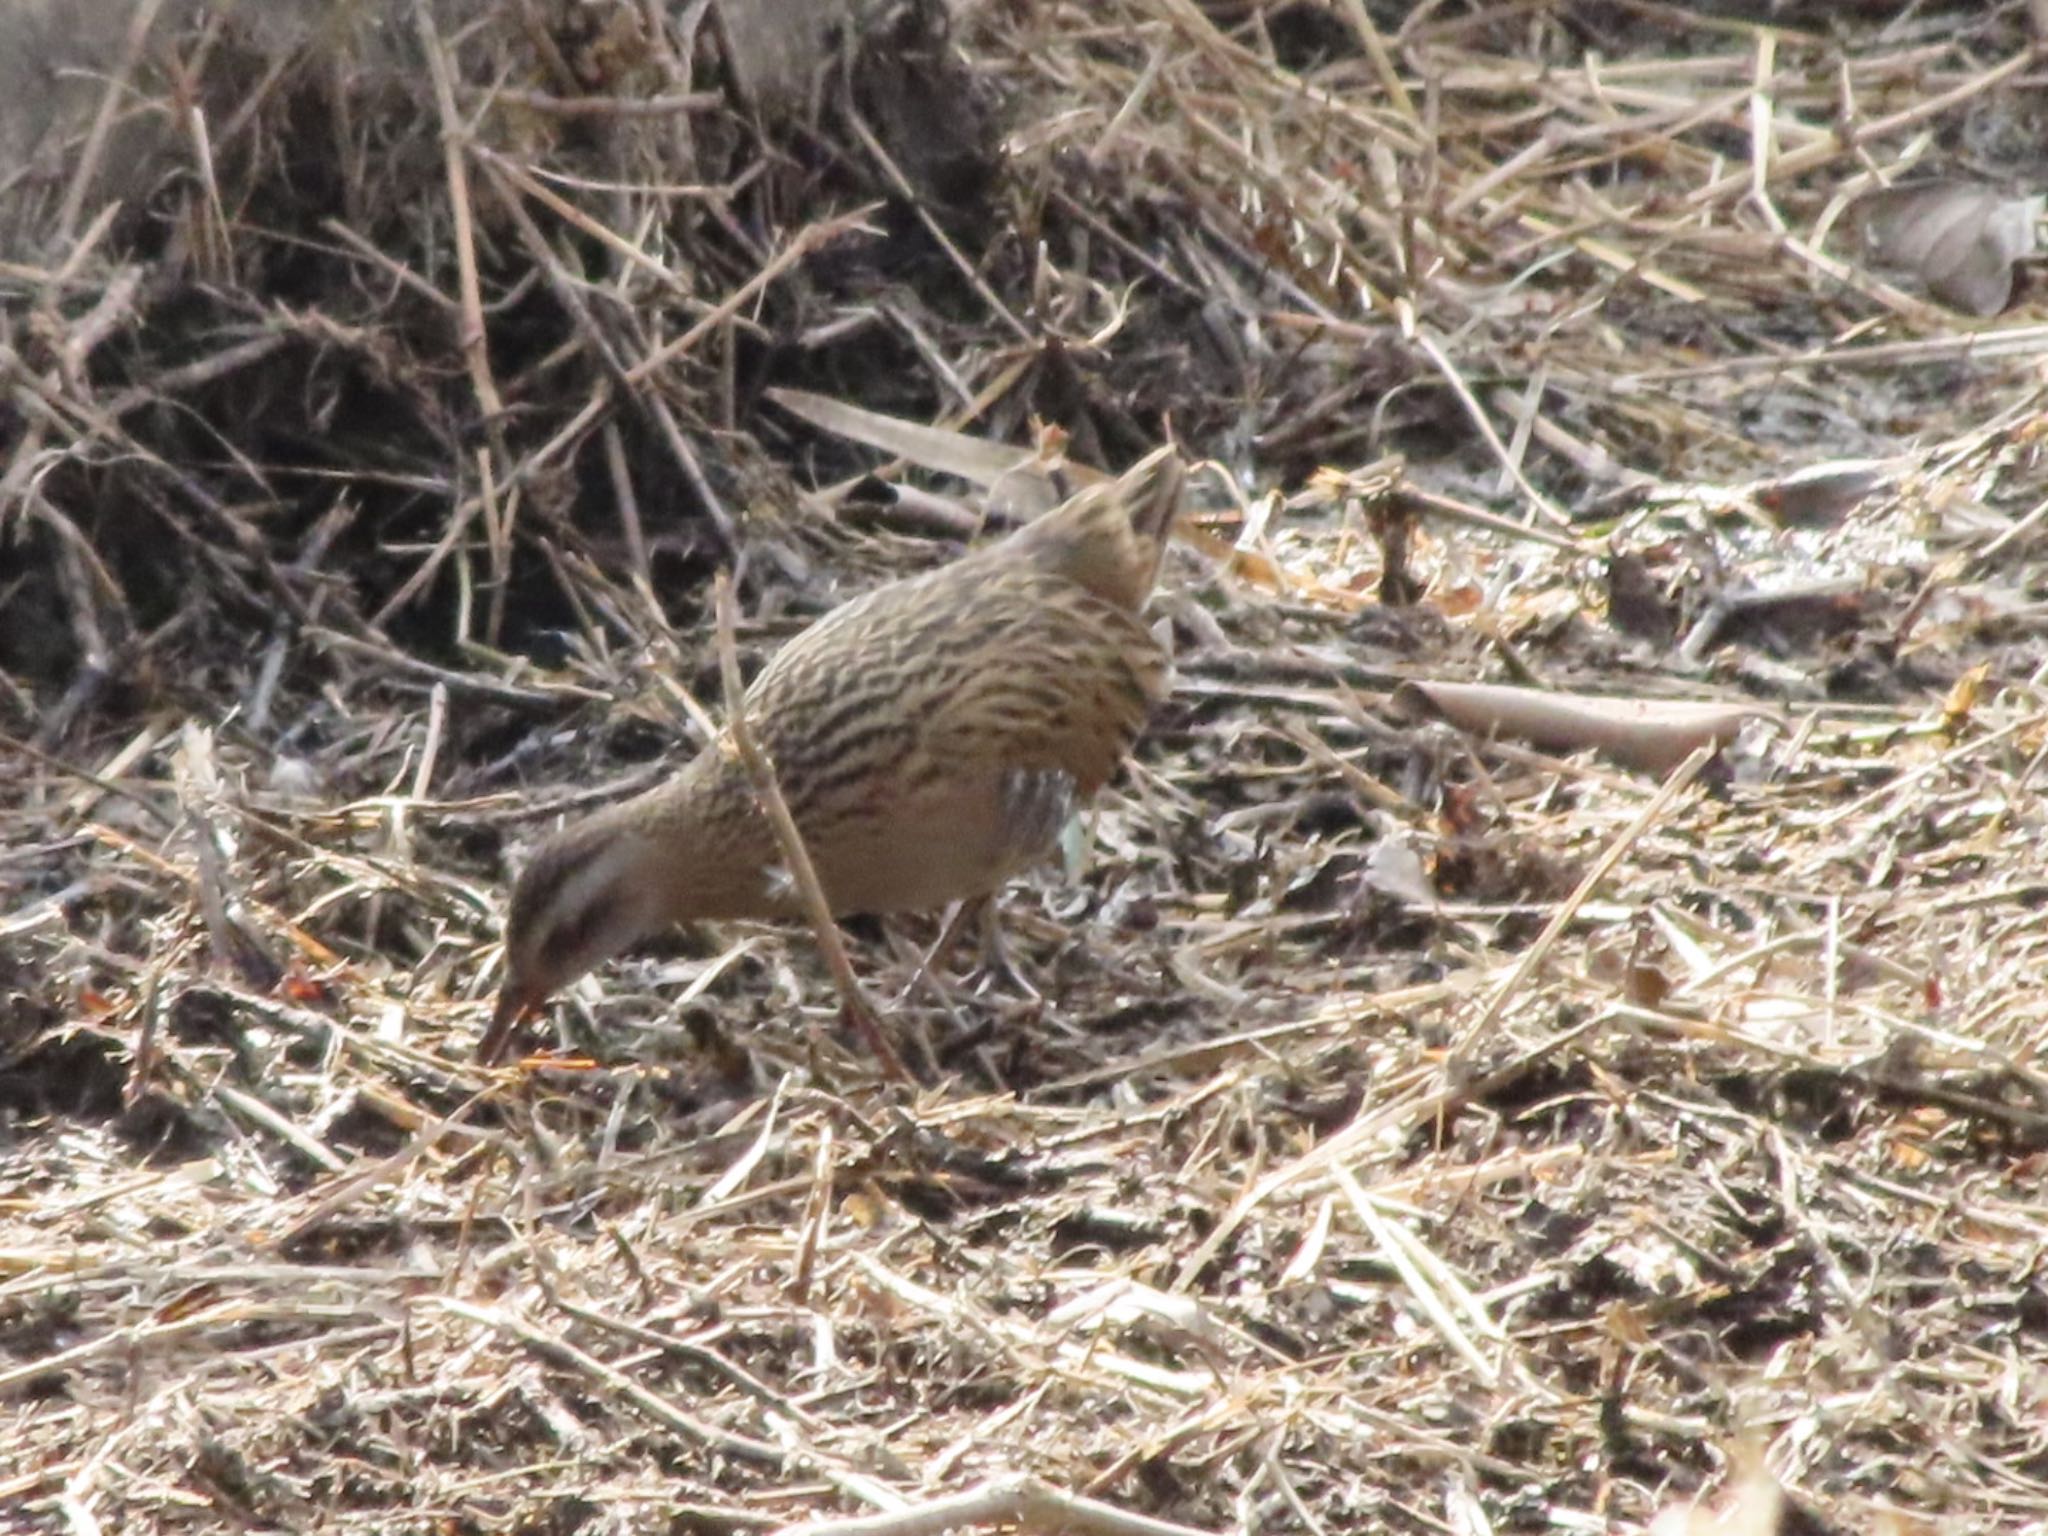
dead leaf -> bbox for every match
[1363,836,1436,908]
[1858,179,2042,316]
[1752,457,1897,528]
[1942,662,1990,730]
[1392,682,1773,775]
[767,387,1081,518]
[1432,582,1484,618]
[281,971,327,1004]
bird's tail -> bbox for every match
[1007,444,1186,612]
[1120,442,1186,556]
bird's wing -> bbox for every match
[900,566,1167,796]
[746,563,1165,810]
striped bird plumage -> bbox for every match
[480,447,1185,1063]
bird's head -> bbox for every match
[478,813,657,1063]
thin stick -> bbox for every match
[770,1473,1221,1536]
[844,108,1031,344]
[0,729,173,829]
[411,0,506,427]
[602,420,651,592]
[1450,743,1715,1062]
[1332,0,1417,124]
[464,86,722,118]
[437,1297,788,1466]
[1400,486,1584,553]
[626,207,881,383]
[1682,46,2032,210]
[1617,322,2048,384]
[56,0,170,245]
[711,574,908,1081]
[1411,329,1571,529]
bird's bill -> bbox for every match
[477,981,540,1064]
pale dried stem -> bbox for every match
[712,572,908,1081]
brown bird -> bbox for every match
[478,447,1186,1064]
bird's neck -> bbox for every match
[601,752,784,933]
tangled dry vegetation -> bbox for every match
[6,1,2048,1531]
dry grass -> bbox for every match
[5,1,2048,1532]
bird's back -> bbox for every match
[728,450,1183,915]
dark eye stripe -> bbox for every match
[549,885,624,963]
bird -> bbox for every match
[477,446,1187,1065]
